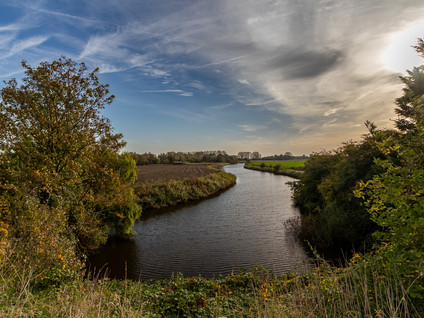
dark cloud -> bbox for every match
[270,48,343,79]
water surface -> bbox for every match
[88,164,308,280]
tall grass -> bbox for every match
[134,171,237,210]
[1,241,420,317]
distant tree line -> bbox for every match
[262,152,310,160]
[128,151,310,163]
[127,151,238,165]
[237,151,261,160]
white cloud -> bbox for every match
[238,79,251,86]
[238,124,266,133]
[0,22,28,32]
[323,108,340,116]
[5,35,49,58]
[141,89,193,97]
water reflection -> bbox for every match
[88,164,308,280]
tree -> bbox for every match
[283,152,293,159]
[356,124,424,302]
[0,57,140,273]
[291,137,384,250]
[251,152,261,159]
[394,39,424,132]
[238,151,253,160]
[355,40,424,304]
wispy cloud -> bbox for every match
[2,0,424,154]
[324,108,341,117]
[238,79,251,86]
[4,35,49,58]
[238,124,266,133]
[158,108,204,122]
[35,8,110,26]
[141,89,193,97]
[0,22,29,32]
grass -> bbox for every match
[244,161,305,178]
[249,161,306,170]
[0,245,420,318]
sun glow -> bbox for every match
[383,23,424,73]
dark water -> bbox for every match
[88,164,308,280]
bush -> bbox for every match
[291,139,383,251]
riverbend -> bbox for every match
[88,163,308,280]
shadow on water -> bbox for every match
[140,188,230,221]
[88,164,310,280]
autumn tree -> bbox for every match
[0,58,141,274]
[355,40,424,306]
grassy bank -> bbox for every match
[244,161,305,179]
[0,247,419,317]
[134,167,237,210]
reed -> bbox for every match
[1,242,420,317]
[134,171,237,210]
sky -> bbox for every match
[1,0,424,156]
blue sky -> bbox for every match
[1,0,424,156]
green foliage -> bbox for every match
[0,251,418,318]
[353,40,424,309]
[394,39,424,132]
[356,99,424,306]
[291,139,383,250]
[0,58,140,280]
[290,152,339,216]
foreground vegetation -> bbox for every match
[1,245,420,317]
[244,161,305,178]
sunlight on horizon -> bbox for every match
[383,23,424,74]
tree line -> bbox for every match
[127,150,238,165]
[262,152,310,160]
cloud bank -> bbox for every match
[1,0,424,154]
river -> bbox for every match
[88,163,308,280]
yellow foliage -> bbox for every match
[0,196,10,261]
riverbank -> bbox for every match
[133,164,237,210]
[244,161,304,179]
[1,163,420,317]
[1,250,415,317]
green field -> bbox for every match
[249,161,306,170]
